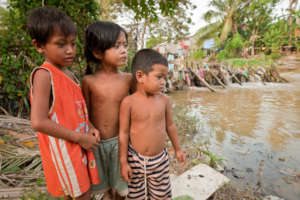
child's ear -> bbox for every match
[32,39,44,54]
[135,70,145,83]
[92,50,103,60]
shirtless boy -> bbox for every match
[119,49,186,199]
[82,21,133,199]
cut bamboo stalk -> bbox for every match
[210,72,226,88]
[188,68,216,92]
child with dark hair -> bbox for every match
[28,6,100,200]
[82,21,133,200]
[119,49,186,200]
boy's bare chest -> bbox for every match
[132,100,166,121]
[90,78,129,102]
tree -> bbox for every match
[112,0,194,49]
[0,0,194,116]
[288,0,299,47]
[196,0,248,46]
[263,18,289,53]
[0,0,99,116]
[241,0,280,55]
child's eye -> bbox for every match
[71,42,76,46]
[57,42,65,47]
[114,43,128,49]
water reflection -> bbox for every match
[170,72,300,200]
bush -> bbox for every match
[0,0,99,116]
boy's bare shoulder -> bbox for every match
[159,93,170,103]
[120,71,133,80]
[82,73,103,86]
[121,93,135,106]
[82,74,94,83]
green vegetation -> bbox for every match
[221,58,273,68]
[173,195,194,200]
[0,0,193,116]
[196,0,300,62]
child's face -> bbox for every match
[143,64,168,95]
[102,31,127,67]
[39,28,76,68]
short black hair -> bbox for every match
[131,49,168,82]
[84,21,128,74]
[27,6,77,45]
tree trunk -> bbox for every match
[250,29,257,56]
[220,15,233,44]
[139,19,148,49]
[288,0,298,49]
[98,0,112,20]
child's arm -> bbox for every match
[119,96,132,183]
[82,76,100,142]
[31,69,99,151]
[165,96,186,165]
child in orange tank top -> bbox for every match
[27,7,100,199]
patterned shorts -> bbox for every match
[127,144,172,200]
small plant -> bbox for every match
[201,148,225,168]
[173,195,194,200]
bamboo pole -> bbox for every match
[188,68,216,92]
[210,72,226,88]
[227,70,242,85]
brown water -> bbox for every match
[170,71,300,200]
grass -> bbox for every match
[221,58,274,69]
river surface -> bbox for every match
[170,70,300,200]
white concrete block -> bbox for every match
[172,164,230,200]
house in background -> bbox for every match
[154,35,215,70]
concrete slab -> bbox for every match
[172,164,230,200]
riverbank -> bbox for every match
[1,55,299,199]
[167,54,300,200]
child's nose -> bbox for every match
[120,45,128,53]
[66,45,75,54]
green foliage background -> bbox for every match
[0,0,99,116]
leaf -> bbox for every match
[0,138,5,144]
[2,165,21,173]
[21,141,35,148]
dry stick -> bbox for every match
[231,73,242,85]
[0,187,47,199]
[0,106,10,116]
[0,175,16,186]
[188,68,216,92]
[210,72,226,88]
[279,76,289,83]
[227,69,242,85]
[17,136,37,143]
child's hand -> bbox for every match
[121,162,132,183]
[78,133,99,151]
[176,150,186,166]
[88,127,100,143]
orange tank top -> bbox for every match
[30,63,99,197]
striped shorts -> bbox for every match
[127,145,172,200]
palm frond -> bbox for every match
[203,10,223,22]
[195,21,222,45]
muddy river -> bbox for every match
[170,70,300,200]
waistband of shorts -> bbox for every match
[128,143,166,161]
[100,136,118,144]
